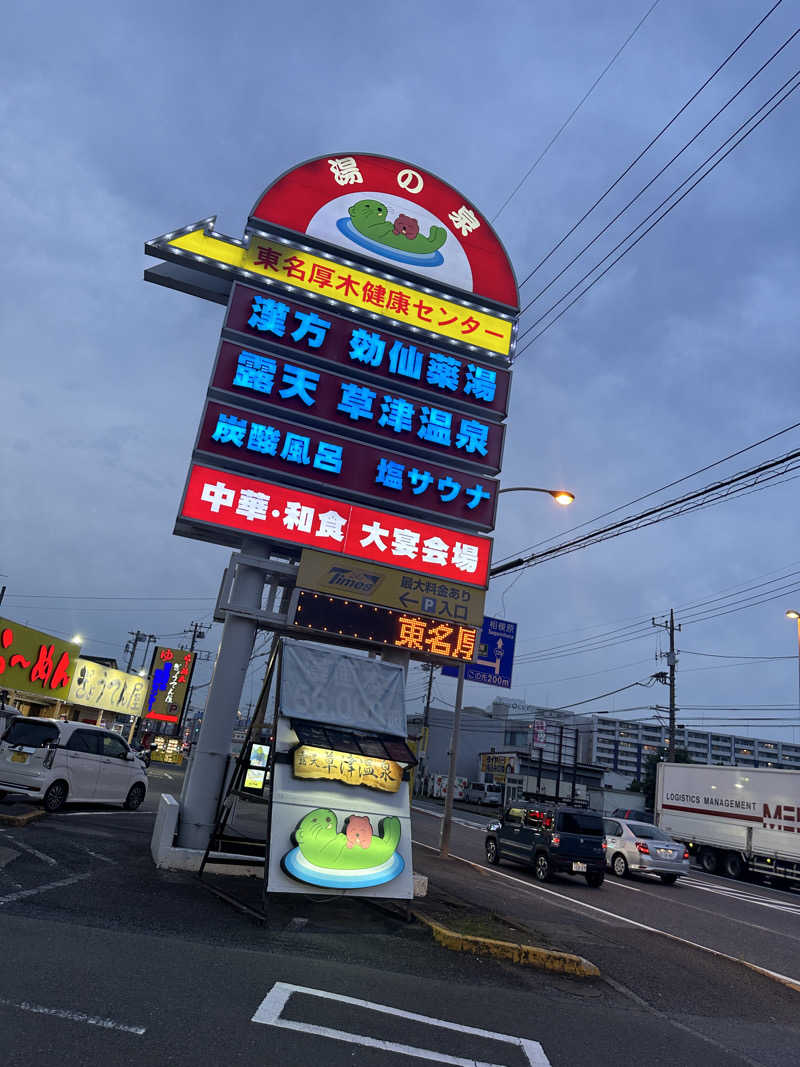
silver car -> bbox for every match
[603,818,690,885]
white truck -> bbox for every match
[656,762,800,885]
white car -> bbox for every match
[0,717,148,812]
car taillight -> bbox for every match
[602,840,607,850]
[635,841,650,855]
[683,850,690,860]
[551,835,560,847]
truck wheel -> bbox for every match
[700,848,719,875]
[725,852,745,879]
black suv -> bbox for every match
[485,803,606,887]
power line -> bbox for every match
[550,676,659,710]
[513,0,784,291]
[680,649,795,660]
[518,27,799,317]
[491,0,661,223]
[491,445,800,579]
[491,421,800,568]
[513,70,800,354]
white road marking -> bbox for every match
[682,878,800,915]
[0,995,145,1035]
[252,981,550,1067]
[3,836,57,866]
[56,811,151,817]
[602,877,643,893]
[71,844,116,865]
[412,805,490,833]
[0,873,91,905]
[412,840,800,989]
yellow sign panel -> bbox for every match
[293,745,402,793]
[297,549,486,628]
[167,228,512,356]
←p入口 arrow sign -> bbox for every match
[146,219,513,356]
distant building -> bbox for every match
[408,695,800,800]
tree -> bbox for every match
[641,747,691,811]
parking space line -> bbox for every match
[252,981,550,1066]
[0,995,145,1035]
[3,836,57,866]
[0,873,91,905]
[56,811,151,817]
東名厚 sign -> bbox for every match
[0,617,80,700]
[143,646,196,724]
[442,615,517,688]
[68,659,147,716]
[293,591,478,663]
[296,548,485,627]
[178,463,492,586]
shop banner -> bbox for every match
[0,617,80,700]
[68,659,147,716]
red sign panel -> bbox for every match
[210,340,503,478]
[224,283,511,420]
[196,399,497,532]
[250,154,519,310]
[179,464,491,587]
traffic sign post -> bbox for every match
[442,615,517,688]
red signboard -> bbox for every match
[210,341,504,475]
[249,154,519,310]
[195,399,497,531]
[224,282,511,420]
[178,463,491,587]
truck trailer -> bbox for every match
[656,762,800,885]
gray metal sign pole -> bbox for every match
[439,661,465,858]
[177,546,266,850]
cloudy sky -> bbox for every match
[2,0,798,741]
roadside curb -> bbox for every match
[0,808,45,827]
[411,909,600,977]
[741,960,800,994]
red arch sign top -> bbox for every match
[250,153,519,311]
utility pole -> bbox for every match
[185,620,207,652]
[653,609,681,761]
[439,661,465,858]
[125,630,148,672]
[418,663,435,789]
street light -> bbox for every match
[785,610,800,743]
[439,484,574,858]
[497,486,575,506]
[71,634,83,644]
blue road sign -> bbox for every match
[442,615,517,688]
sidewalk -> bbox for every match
[411,845,600,975]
